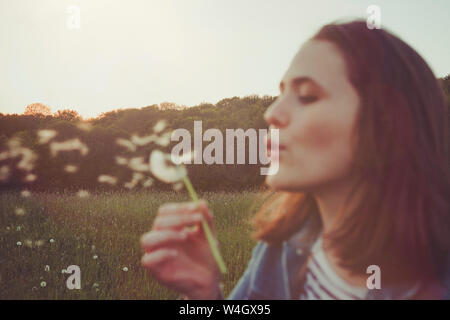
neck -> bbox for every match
[311,176,358,234]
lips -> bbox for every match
[266,137,286,158]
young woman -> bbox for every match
[140,19,450,300]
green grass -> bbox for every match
[0,190,264,299]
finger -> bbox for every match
[141,249,178,269]
[153,213,203,230]
[197,199,214,227]
[157,201,202,217]
[140,230,188,251]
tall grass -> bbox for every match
[0,190,264,299]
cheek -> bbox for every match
[295,117,344,150]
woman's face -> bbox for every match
[264,39,360,192]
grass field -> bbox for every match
[0,190,265,299]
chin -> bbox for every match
[265,170,315,193]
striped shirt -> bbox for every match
[299,237,368,300]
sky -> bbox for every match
[1,0,449,119]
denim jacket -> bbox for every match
[226,224,450,300]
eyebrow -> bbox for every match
[279,76,317,93]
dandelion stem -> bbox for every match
[182,175,227,274]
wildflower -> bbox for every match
[40,281,46,288]
[37,129,57,144]
[44,265,50,272]
[17,241,22,246]
[93,255,98,260]
[16,226,22,231]
[15,208,26,216]
[92,282,99,288]
[49,238,55,244]
[122,267,128,272]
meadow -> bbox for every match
[0,189,265,299]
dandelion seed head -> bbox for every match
[149,150,187,183]
[40,281,46,288]
[49,238,55,244]
[122,267,129,272]
[93,255,98,260]
[16,241,22,246]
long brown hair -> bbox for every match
[252,20,450,292]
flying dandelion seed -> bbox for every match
[142,178,154,188]
[37,130,57,144]
[115,156,128,165]
[50,138,89,157]
[24,173,37,182]
[128,157,149,172]
[20,189,31,197]
[122,267,129,272]
[93,255,98,260]
[173,182,183,191]
[16,241,22,246]
[44,265,50,272]
[15,208,26,216]
[155,132,171,147]
[149,150,187,183]
[76,122,93,131]
[0,151,10,161]
[0,165,10,182]
[49,238,55,244]
[76,190,89,198]
[16,148,37,171]
[64,164,78,173]
[35,240,44,247]
[40,281,46,288]
[153,120,167,133]
[98,175,117,185]
[24,239,33,248]
[116,138,136,152]
[131,134,157,146]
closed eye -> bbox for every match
[298,96,318,104]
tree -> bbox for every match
[53,109,82,121]
[24,103,52,117]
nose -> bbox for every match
[263,96,290,128]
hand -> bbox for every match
[140,199,222,299]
